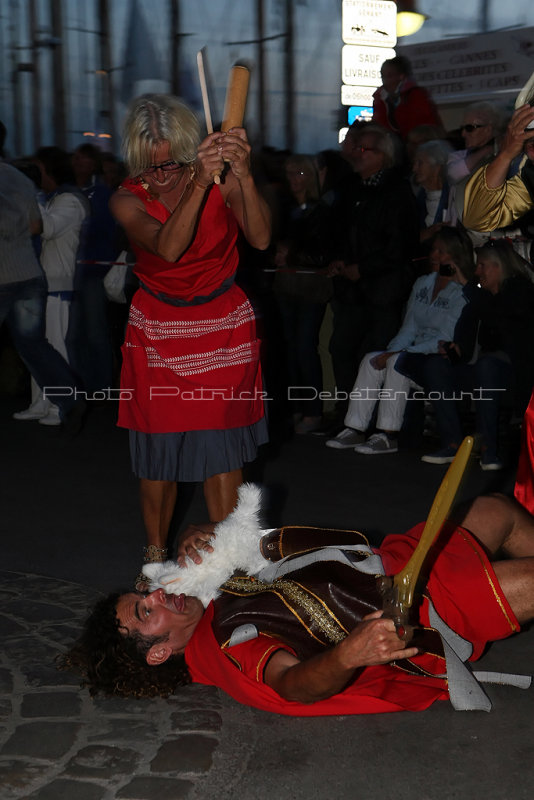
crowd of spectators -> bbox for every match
[2,54,534,476]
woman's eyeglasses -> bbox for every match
[143,160,181,174]
[460,123,488,133]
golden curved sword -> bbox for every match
[378,435,474,639]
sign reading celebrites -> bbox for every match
[399,27,534,104]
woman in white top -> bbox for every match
[326,227,474,455]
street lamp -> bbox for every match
[396,1,428,38]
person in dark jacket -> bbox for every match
[274,154,336,433]
[326,122,419,428]
[419,239,534,470]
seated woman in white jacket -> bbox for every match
[326,227,474,454]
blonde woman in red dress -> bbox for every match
[111,94,271,585]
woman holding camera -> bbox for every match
[420,239,534,470]
[326,227,474,454]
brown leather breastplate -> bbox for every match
[212,526,444,669]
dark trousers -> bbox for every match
[0,277,79,416]
[423,353,514,458]
[277,294,327,417]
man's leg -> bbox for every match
[454,493,534,559]
[8,277,80,418]
[203,469,242,522]
[422,355,464,449]
[491,559,534,624]
[139,478,177,550]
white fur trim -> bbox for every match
[143,483,270,606]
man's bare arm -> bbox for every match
[264,611,418,704]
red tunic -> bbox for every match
[184,524,519,716]
[118,180,264,433]
[372,80,442,139]
[514,389,534,515]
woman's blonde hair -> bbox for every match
[285,154,320,202]
[476,239,534,284]
[122,94,200,177]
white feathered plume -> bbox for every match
[142,483,270,606]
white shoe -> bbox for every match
[13,401,49,421]
[38,407,62,426]
[354,432,398,455]
[326,427,365,449]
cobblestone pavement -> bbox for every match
[3,398,534,799]
[0,571,224,800]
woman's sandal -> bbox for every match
[134,545,168,592]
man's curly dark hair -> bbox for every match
[58,592,192,698]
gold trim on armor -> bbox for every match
[222,576,347,645]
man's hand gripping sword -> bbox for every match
[377,436,474,641]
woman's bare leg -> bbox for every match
[139,478,177,550]
[203,469,243,522]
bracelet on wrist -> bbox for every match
[191,175,210,190]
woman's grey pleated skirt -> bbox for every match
[129,416,268,481]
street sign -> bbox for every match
[342,44,396,87]
[348,105,373,124]
[341,84,375,106]
[342,0,397,48]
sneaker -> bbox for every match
[13,401,49,421]
[421,446,458,464]
[38,407,62,426]
[480,456,503,472]
[354,432,398,455]
[326,427,365,449]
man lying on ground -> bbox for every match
[61,493,534,716]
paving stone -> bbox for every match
[170,710,222,732]
[0,667,13,692]
[87,718,160,742]
[27,778,106,800]
[3,638,59,665]
[0,699,13,717]
[0,758,51,799]
[0,586,21,599]
[2,599,75,623]
[0,615,26,636]
[64,744,140,778]
[167,686,221,711]
[150,734,217,774]
[94,696,162,715]
[1,721,81,759]
[39,622,87,646]
[24,664,77,689]
[21,691,82,718]
[116,776,194,799]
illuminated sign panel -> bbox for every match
[342,44,396,86]
[341,84,375,106]
[342,0,397,47]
